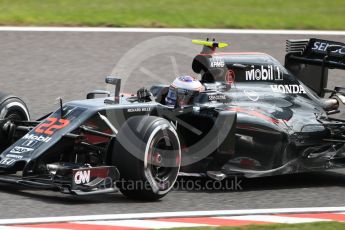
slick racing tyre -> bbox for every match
[112,116,181,201]
[0,92,30,151]
[0,92,30,121]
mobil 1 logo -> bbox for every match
[245,65,283,81]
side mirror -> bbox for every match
[105,76,121,85]
[105,76,121,104]
[86,90,111,99]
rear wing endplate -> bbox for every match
[285,38,345,96]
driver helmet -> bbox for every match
[165,76,204,107]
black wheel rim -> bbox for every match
[5,109,26,121]
[147,133,180,191]
[5,112,23,121]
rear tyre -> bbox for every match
[112,116,181,201]
[0,92,30,151]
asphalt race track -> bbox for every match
[0,30,345,218]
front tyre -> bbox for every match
[0,92,30,121]
[112,116,181,201]
[0,92,30,151]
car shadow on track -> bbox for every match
[0,183,150,205]
[174,170,345,193]
[0,170,344,204]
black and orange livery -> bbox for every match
[0,38,344,200]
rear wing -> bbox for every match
[285,38,345,96]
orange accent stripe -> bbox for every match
[213,52,268,55]
[13,222,147,230]
[278,213,345,221]
[121,93,133,97]
[198,52,268,56]
[228,107,280,124]
[154,217,268,226]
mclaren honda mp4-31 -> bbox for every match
[0,38,345,200]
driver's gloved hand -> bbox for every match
[137,87,152,102]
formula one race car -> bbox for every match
[0,38,344,200]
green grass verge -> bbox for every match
[0,0,344,29]
[169,221,345,230]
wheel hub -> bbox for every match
[153,152,162,166]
